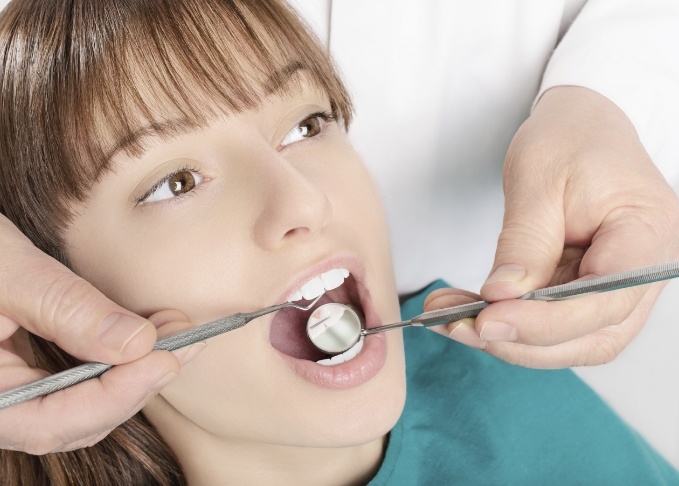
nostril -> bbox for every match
[284,227,311,239]
[253,177,332,249]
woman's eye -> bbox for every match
[140,169,204,204]
[281,114,326,147]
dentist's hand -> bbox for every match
[0,217,200,454]
[425,86,679,369]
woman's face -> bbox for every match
[64,73,406,452]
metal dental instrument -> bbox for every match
[364,260,679,334]
[4,261,679,410]
[306,261,679,354]
[306,303,363,354]
[0,296,323,411]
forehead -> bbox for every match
[53,0,350,178]
[102,66,330,166]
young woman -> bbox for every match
[0,1,676,484]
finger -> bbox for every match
[145,310,206,364]
[428,318,487,350]
[482,288,659,368]
[481,165,565,301]
[147,309,190,328]
[423,289,487,349]
[0,220,156,364]
[59,429,114,453]
[0,365,49,391]
[579,203,679,279]
[147,309,195,339]
[0,349,179,455]
[0,327,30,369]
[423,288,481,311]
[476,283,650,346]
[498,202,675,347]
[476,276,663,346]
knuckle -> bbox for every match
[39,275,104,343]
[31,441,60,456]
[59,431,111,452]
[18,432,60,456]
[541,321,557,347]
[519,302,560,346]
[659,200,679,256]
[596,290,639,328]
[605,195,679,261]
[580,331,625,366]
[496,221,557,262]
[487,343,538,368]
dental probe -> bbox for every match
[363,260,679,334]
[305,261,679,355]
[0,296,323,411]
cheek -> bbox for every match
[66,203,254,318]
[155,328,407,448]
[316,144,391,247]
[326,150,398,300]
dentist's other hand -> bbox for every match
[425,86,679,369]
[0,217,198,454]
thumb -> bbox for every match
[0,221,157,364]
[481,176,565,301]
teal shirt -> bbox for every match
[369,281,679,485]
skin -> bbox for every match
[63,77,405,484]
[425,86,679,368]
[0,83,676,454]
[0,214,181,453]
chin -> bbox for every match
[285,331,407,449]
[321,384,406,448]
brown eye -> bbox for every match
[281,114,329,147]
[168,170,196,196]
[298,116,321,138]
[140,169,204,204]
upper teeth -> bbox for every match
[287,268,350,302]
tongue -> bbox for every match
[270,297,331,361]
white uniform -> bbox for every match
[292,0,679,467]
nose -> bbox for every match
[253,158,332,250]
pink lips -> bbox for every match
[270,255,388,389]
[274,333,387,389]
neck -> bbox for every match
[144,396,387,486]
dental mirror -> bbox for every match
[305,261,679,356]
[306,303,363,354]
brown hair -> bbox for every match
[0,0,352,483]
[0,0,352,264]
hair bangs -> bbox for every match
[80,0,353,170]
[0,0,352,263]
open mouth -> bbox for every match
[270,268,365,365]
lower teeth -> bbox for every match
[315,337,364,366]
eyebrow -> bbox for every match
[102,118,199,163]
[101,62,309,169]
[263,61,307,94]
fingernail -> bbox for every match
[485,263,526,286]
[480,321,518,342]
[172,342,207,366]
[99,313,150,352]
[448,321,487,350]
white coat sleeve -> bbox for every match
[537,0,679,184]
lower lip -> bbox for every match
[274,332,388,389]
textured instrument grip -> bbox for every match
[0,313,248,410]
[521,261,679,301]
[153,313,247,351]
[0,362,112,410]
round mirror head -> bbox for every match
[306,303,362,354]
